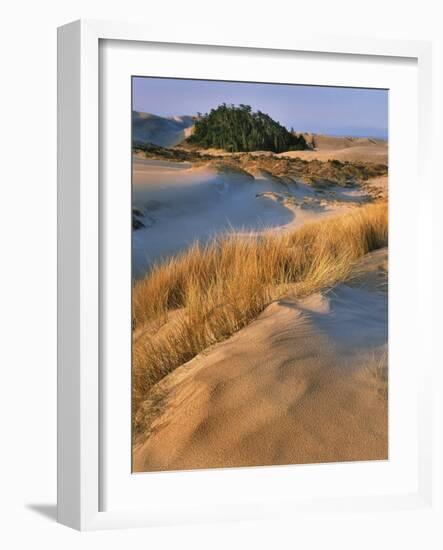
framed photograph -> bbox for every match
[57,19,433,530]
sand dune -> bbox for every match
[132,111,194,148]
[133,248,388,472]
[132,159,293,276]
[132,157,370,277]
[303,134,386,150]
[278,135,388,164]
[131,108,389,473]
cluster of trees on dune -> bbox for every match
[187,104,309,153]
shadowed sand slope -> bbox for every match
[133,111,194,147]
[132,157,372,277]
[133,248,388,472]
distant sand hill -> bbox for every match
[279,134,388,164]
[132,111,194,148]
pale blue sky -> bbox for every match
[133,77,388,139]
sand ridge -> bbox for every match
[133,249,388,472]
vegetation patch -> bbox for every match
[186,104,309,153]
[133,143,387,188]
[132,202,388,435]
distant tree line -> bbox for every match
[187,104,308,153]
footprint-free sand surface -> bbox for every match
[133,248,388,472]
[132,157,371,277]
[278,136,388,164]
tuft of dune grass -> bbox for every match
[368,348,388,399]
[132,202,388,434]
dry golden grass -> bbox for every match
[132,202,388,432]
[368,348,389,399]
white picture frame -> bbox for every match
[57,19,433,531]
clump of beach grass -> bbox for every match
[132,202,388,432]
